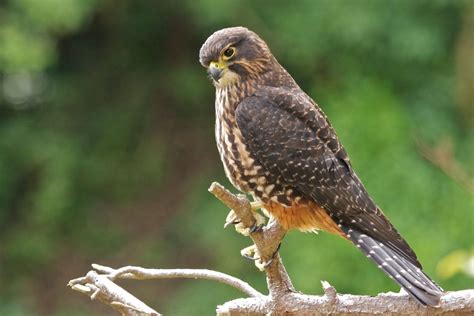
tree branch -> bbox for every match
[217,285,474,315]
[68,182,474,315]
[92,264,262,297]
[208,182,473,315]
[68,270,160,316]
[68,264,263,315]
[209,182,293,297]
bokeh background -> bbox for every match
[0,0,473,315]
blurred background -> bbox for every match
[0,0,473,315]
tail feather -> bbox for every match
[345,228,443,306]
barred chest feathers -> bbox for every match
[214,86,298,207]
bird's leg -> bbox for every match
[241,244,259,261]
[224,200,266,235]
[249,243,282,271]
[224,199,272,270]
[240,244,271,271]
[234,211,266,236]
[224,210,241,228]
[241,218,284,271]
[242,241,281,271]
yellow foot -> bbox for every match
[224,210,253,236]
[240,244,273,271]
[224,202,267,235]
[224,210,240,228]
[241,244,258,260]
[256,257,273,271]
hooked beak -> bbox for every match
[208,62,223,82]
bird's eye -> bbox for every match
[223,47,235,59]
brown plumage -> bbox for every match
[199,26,443,306]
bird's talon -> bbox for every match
[254,258,272,271]
[241,245,259,261]
[242,253,258,261]
[263,258,273,268]
[224,219,241,228]
[240,245,273,270]
[249,223,264,233]
[235,222,250,236]
[224,210,240,228]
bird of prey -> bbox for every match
[199,26,443,306]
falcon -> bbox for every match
[199,26,443,306]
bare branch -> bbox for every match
[217,283,474,315]
[209,182,293,297]
[209,182,474,315]
[91,264,263,298]
[209,182,256,228]
[68,270,160,316]
[68,264,262,315]
[68,181,473,315]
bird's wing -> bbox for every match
[235,86,420,268]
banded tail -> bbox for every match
[344,227,444,306]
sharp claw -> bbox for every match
[256,243,279,270]
[242,253,258,261]
[241,245,259,261]
[225,201,267,231]
[235,222,250,236]
[224,210,240,228]
[254,258,272,271]
[263,258,273,268]
[224,220,240,228]
[224,218,240,228]
[249,223,264,233]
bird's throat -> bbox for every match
[213,70,240,89]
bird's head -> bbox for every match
[199,27,273,88]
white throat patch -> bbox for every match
[214,69,240,88]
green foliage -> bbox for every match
[0,0,97,71]
[0,0,472,314]
[12,0,97,33]
[0,20,55,71]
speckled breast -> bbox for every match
[214,86,298,207]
